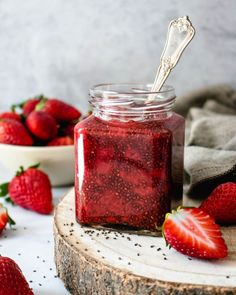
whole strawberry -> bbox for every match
[163,207,227,259]
[47,136,74,146]
[0,164,53,214]
[0,119,33,146]
[0,203,15,234]
[36,98,81,122]
[0,112,22,122]
[200,182,236,225]
[26,111,58,140]
[0,256,34,295]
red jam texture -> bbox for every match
[75,114,184,231]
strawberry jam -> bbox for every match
[75,84,184,232]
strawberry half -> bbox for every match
[200,182,236,225]
[0,204,15,234]
[163,207,227,259]
[0,256,34,295]
[0,164,53,214]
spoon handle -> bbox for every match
[149,16,195,100]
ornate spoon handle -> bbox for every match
[148,16,195,101]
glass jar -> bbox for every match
[75,83,185,232]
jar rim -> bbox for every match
[90,83,175,96]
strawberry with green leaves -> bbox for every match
[0,256,34,295]
[162,207,227,259]
[0,164,53,214]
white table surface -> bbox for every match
[0,165,71,295]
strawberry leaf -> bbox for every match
[16,166,25,176]
[0,183,9,197]
[29,163,40,169]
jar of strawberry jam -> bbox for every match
[75,84,185,232]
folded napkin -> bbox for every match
[174,85,236,198]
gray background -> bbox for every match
[0,0,235,113]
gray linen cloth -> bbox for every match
[174,84,236,198]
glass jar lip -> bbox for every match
[89,83,175,96]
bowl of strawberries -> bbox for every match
[0,95,84,186]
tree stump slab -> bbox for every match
[54,189,236,295]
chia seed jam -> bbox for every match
[75,84,184,232]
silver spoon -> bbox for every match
[147,16,195,102]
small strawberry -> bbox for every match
[36,98,81,122]
[0,119,33,146]
[26,111,58,140]
[0,164,53,214]
[0,204,15,234]
[200,182,236,225]
[0,256,34,295]
[0,112,22,122]
[47,136,74,146]
[163,207,227,259]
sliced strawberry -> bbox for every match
[200,182,236,225]
[0,204,15,234]
[163,207,228,259]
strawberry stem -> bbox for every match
[35,97,47,111]
[29,163,40,169]
[11,95,45,112]
[5,197,14,205]
[6,209,16,227]
[16,166,25,177]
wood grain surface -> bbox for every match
[54,189,236,295]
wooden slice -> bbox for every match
[54,189,236,295]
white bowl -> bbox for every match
[0,144,74,186]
